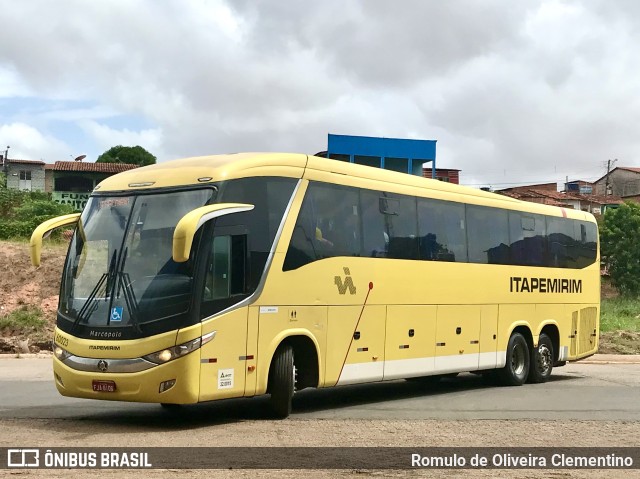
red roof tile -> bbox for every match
[51,161,139,173]
[499,188,623,206]
[6,159,45,165]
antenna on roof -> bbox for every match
[73,155,87,162]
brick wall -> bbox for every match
[6,164,46,191]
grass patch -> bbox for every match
[0,306,47,334]
[600,297,640,332]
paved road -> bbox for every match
[1,356,639,421]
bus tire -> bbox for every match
[497,332,530,386]
[528,333,554,383]
[268,345,295,419]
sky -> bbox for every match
[1,0,639,190]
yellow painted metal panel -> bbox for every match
[578,306,598,356]
[384,305,436,362]
[570,309,578,357]
[55,327,178,360]
[497,304,535,350]
[199,308,248,401]
[325,305,386,385]
[175,323,202,345]
[53,351,201,404]
[479,305,499,356]
[255,306,327,394]
[96,153,307,192]
[245,306,260,396]
[434,306,480,369]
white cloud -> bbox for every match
[1,0,639,187]
[0,123,70,162]
[79,120,163,159]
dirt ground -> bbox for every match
[0,418,638,478]
[0,240,66,315]
[0,240,67,352]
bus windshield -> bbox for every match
[57,176,298,340]
[59,189,215,339]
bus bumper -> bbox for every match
[52,352,201,404]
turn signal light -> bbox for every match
[159,379,176,393]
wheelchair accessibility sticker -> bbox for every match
[110,307,123,322]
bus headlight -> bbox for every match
[142,331,216,364]
[53,343,71,361]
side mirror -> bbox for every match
[172,203,254,262]
[30,213,81,266]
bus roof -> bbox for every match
[95,152,595,223]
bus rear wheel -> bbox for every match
[528,333,554,383]
[268,345,295,419]
[497,332,530,386]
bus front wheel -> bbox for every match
[268,345,295,418]
[528,333,554,383]
[497,332,530,386]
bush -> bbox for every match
[14,199,73,218]
[601,202,640,295]
[0,188,25,217]
[0,189,75,240]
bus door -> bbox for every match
[198,226,250,401]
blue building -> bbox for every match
[316,134,437,177]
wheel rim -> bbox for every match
[511,343,526,377]
[292,364,298,394]
[537,344,552,376]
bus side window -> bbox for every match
[509,212,546,267]
[283,191,319,271]
[574,221,597,268]
[361,190,388,258]
[312,184,360,258]
[466,205,509,264]
[418,199,466,262]
[381,193,419,260]
[547,217,575,268]
[203,235,247,301]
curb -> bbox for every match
[578,354,640,365]
[0,352,53,359]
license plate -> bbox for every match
[92,380,117,392]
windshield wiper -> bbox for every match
[114,247,142,334]
[70,249,117,332]
[70,273,107,333]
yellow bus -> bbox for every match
[31,153,599,418]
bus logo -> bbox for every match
[335,267,356,295]
[110,307,123,322]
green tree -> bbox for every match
[601,202,640,295]
[96,145,156,166]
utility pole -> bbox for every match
[604,158,617,195]
[2,146,9,176]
